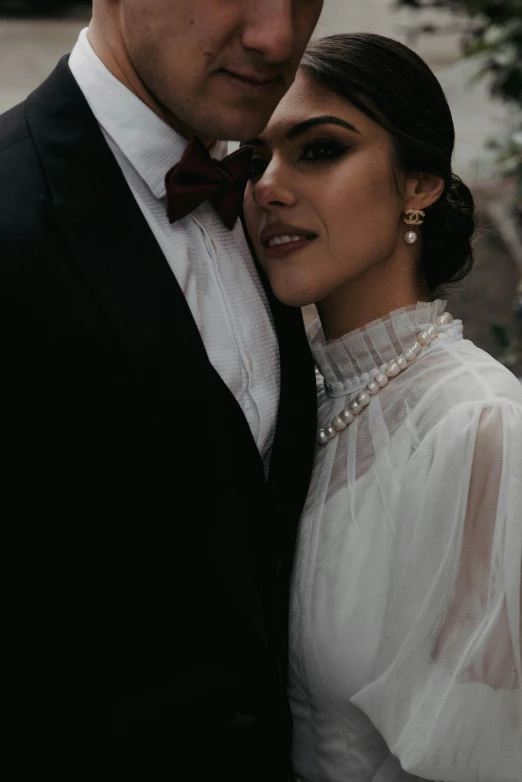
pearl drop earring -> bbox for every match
[403,209,425,244]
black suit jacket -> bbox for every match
[1,58,317,779]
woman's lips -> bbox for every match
[263,236,317,259]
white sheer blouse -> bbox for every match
[289,301,522,782]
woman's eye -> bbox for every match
[300,139,347,162]
[250,158,269,180]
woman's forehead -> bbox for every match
[270,72,342,124]
[259,75,373,146]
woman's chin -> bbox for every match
[267,274,319,309]
[272,288,317,309]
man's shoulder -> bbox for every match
[0,102,53,271]
[0,57,76,194]
[0,99,44,193]
[0,100,32,155]
[0,98,48,205]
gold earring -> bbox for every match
[403,209,425,244]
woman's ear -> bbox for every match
[403,172,445,212]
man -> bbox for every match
[1,1,322,778]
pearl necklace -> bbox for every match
[316,311,455,445]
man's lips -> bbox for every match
[219,69,282,92]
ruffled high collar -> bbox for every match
[309,301,463,397]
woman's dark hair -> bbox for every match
[300,33,476,294]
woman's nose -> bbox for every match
[252,163,297,210]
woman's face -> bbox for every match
[243,71,412,307]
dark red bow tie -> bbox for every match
[165,137,253,230]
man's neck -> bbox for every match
[86,20,214,148]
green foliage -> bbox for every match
[397,1,522,104]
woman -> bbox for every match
[243,33,521,782]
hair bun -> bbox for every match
[422,174,476,293]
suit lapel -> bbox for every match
[25,57,215,471]
[24,57,269,645]
[268,293,317,559]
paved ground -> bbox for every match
[0,16,87,113]
[1,1,520,375]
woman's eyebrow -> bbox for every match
[286,115,361,140]
[244,115,361,148]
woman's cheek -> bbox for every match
[242,189,256,236]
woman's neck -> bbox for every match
[316,257,428,342]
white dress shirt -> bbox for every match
[68,29,280,468]
[290,301,522,782]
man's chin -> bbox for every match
[212,109,280,143]
[203,94,287,142]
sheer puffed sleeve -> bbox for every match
[351,400,522,782]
